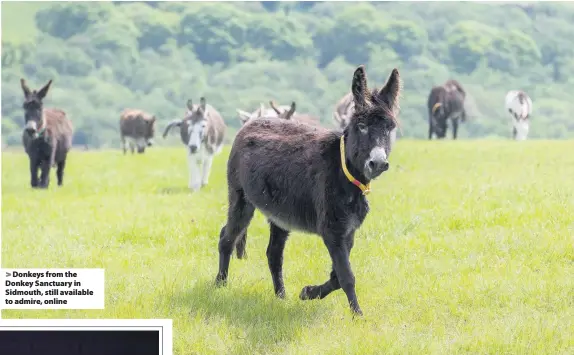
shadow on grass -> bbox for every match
[169,280,328,352]
[157,186,191,195]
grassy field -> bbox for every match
[1,140,573,354]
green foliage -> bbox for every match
[2,1,574,148]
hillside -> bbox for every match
[2,1,574,148]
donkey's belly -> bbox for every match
[257,207,316,234]
[242,181,318,234]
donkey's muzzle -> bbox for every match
[368,159,389,177]
[24,121,37,135]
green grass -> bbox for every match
[2,140,573,354]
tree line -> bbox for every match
[2,1,574,148]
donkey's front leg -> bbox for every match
[187,152,201,191]
[38,160,51,188]
[29,157,39,188]
[300,234,355,306]
[201,153,214,187]
[267,222,289,298]
[326,238,362,316]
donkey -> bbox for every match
[505,90,532,141]
[119,109,156,154]
[163,98,226,191]
[236,102,320,127]
[332,92,354,129]
[236,103,285,125]
[333,91,397,147]
[427,79,467,140]
[20,78,73,188]
[214,65,401,316]
[269,101,322,127]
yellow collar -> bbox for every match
[432,102,442,114]
[340,135,371,195]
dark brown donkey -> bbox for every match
[215,66,401,316]
[427,79,466,140]
[20,79,73,188]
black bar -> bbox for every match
[0,330,160,355]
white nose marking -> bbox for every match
[369,146,387,162]
[26,121,37,130]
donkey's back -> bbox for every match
[230,118,332,233]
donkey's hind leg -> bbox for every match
[56,159,66,186]
[215,188,255,286]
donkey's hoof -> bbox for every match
[276,289,286,299]
[214,276,227,288]
[299,286,319,300]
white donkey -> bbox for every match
[236,102,293,125]
[236,101,321,127]
[505,90,532,141]
[163,98,226,191]
[333,92,398,147]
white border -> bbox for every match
[0,319,173,355]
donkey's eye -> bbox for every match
[357,123,368,134]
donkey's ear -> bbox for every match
[20,78,31,97]
[377,68,401,110]
[269,100,282,115]
[351,65,369,110]
[199,97,207,112]
[236,109,250,123]
[284,101,296,120]
[186,99,193,110]
[236,109,249,116]
[37,79,53,100]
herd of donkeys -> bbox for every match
[18,69,532,192]
[17,65,534,315]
